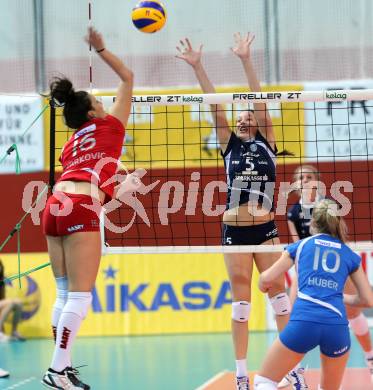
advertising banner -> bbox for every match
[44,84,303,171]
[1,252,266,337]
[0,95,44,173]
[304,80,373,161]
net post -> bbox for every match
[49,99,56,189]
[100,209,107,256]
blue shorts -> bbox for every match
[279,320,350,358]
[222,220,278,245]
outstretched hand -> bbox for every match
[85,27,105,51]
[231,32,255,60]
[175,38,203,67]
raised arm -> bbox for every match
[176,38,232,153]
[86,27,134,127]
[231,32,275,149]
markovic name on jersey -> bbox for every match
[65,152,107,170]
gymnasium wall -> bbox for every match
[1,0,373,92]
[0,154,372,338]
[1,159,372,255]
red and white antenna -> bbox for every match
[88,1,93,92]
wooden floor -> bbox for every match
[200,368,373,390]
[2,333,373,390]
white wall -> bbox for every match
[1,0,373,92]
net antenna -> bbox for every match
[54,89,373,254]
[88,1,93,93]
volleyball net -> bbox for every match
[50,89,373,254]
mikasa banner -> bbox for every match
[1,252,266,337]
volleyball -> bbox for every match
[131,1,166,33]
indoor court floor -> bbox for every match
[0,331,372,389]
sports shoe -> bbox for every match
[10,331,26,342]
[66,367,90,390]
[288,367,308,389]
[236,375,250,390]
[366,357,373,382]
[42,367,90,389]
[0,332,9,343]
[278,374,291,388]
[0,368,9,378]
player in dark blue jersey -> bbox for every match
[254,199,373,390]
[287,165,323,241]
[285,165,373,385]
[176,33,301,390]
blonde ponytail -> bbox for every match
[310,199,348,242]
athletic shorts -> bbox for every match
[42,193,101,237]
[222,220,278,245]
[279,320,351,357]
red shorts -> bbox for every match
[42,193,101,236]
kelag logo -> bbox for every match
[91,265,232,312]
[325,90,347,100]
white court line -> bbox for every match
[194,370,228,390]
[4,376,36,389]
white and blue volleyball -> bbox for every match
[132,1,167,33]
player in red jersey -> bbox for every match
[41,27,133,390]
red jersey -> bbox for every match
[58,114,125,200]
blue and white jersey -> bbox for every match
[287,233,361,325]
[221,132,276,211]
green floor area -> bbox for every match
[0,331,370,390]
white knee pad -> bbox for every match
[63,292,92,319]
[270,293,291,316]
[349,313,369,336]
[254,374,277,389]
[232,301,251,322]
[54,276,68,310]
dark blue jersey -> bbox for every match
[287,202,313,239]
[221,132,276,211]
[287,196,324,239]
[287,234,361,325]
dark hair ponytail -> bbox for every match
[276,149,294,156]
[50,77,92,129]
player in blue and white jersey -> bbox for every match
[284,165,373,385]
[176,32,303,390]
[254,199,373,390]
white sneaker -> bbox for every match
[0,332,9,343]
[366,357,373,382]
[0,368,9,378]
[288,367,308,389]
[236,376,250,390]
[42,368,88,389]
[278,374,291,388]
